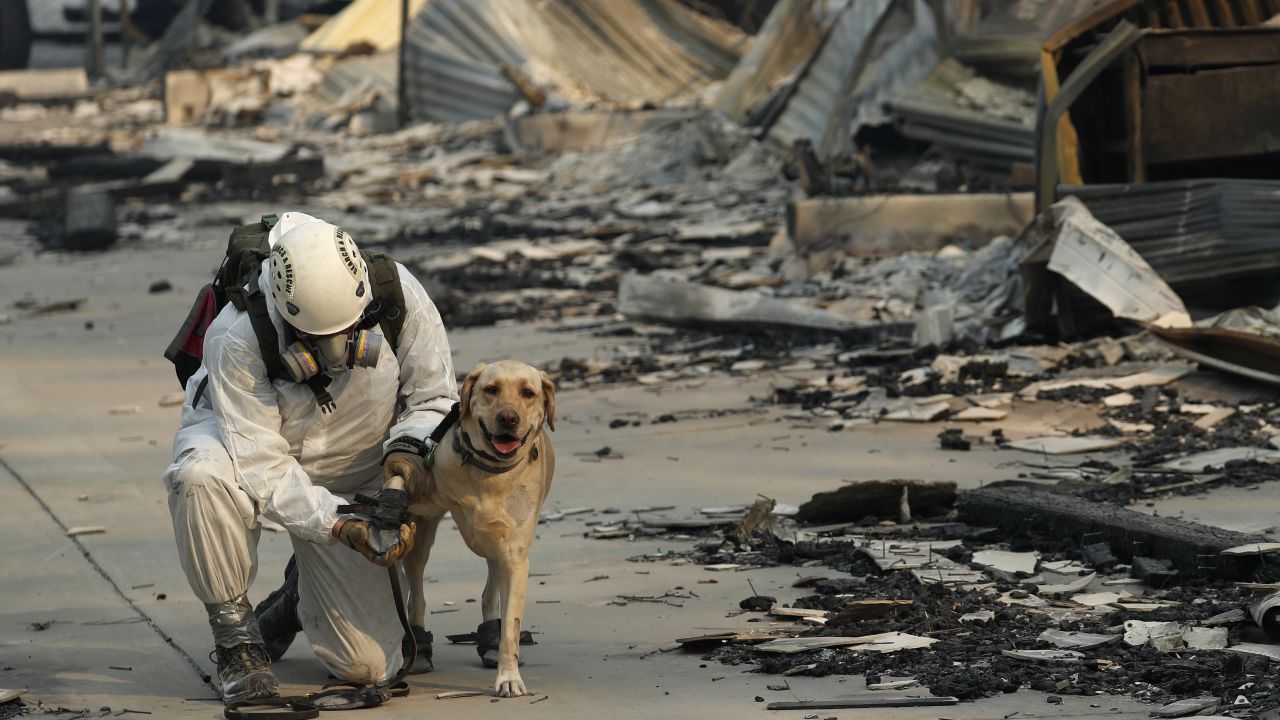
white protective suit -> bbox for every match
[162,260,456,683]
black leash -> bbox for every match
[224,564,415,720]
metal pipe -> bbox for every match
[398,0,410,128]
[119,0,130,68]
[86,0,105,80]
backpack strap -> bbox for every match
[361,251,406,352]
[224,267,290,384]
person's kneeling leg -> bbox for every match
[292,536,408,687]
[164,437,278,704]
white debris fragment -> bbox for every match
[971,550,1038,575]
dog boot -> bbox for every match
[403,625,434,674]
[254,555,301,662]
[475,619,523,669]
[213,642,279,704]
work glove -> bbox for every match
[383,437,435,499]
[333,517,416,567]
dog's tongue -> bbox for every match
[492,437,522,455]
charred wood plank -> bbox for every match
[957,486,1267,579]
[797,480,957,524]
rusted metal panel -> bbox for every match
[714,0,826,119]
[768,0,941,159]
[1144,66,1280,164]
[1238,0,1265,24]
[1185,0,1214,26]
[1211,0,1241,25]
[1122,50,1145,182]
[1042,0,1137,53]
[1150,323,1280,386]
[1138,28,1280,67]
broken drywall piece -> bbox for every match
[1221,543,1280,556]
[1194,407,1236,431]
[1043,197,1191,329]
[1182,626,1227,650]
[768,607,831,622]
[1038,629,1119,649]
[867,678,918,690]
[1036,572,1096,595]
[755,632,936,654]
[1158,447,1280,474]
[1108,419,1154,434]
[1073,592,1124,607]
[766,696,958,710]
[959,610,994,622]
[1204,609,1247,626]
[1123,620,1184,650]
[971,550,1038,575]
[952,406,1008,421]
[882,400,951,422]
[1001,649,1084,663]
[1005,436,1126,455]
[1150,696,1220,718]
[998,591,1048,608]
[1019,363,1193,399]
[1103,392,1135,407]
[1230,643,1280,661]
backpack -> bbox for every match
[164,214,407,409]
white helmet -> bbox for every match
[268,221,372,335]
[266,211,321,248]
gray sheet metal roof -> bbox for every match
[887,58,1036,168]
[1059,179,1280,297]
[402,0,746,123]
[767,0,940,158]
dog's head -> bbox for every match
[458,360,556,461]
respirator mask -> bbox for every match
[281,327,383,382]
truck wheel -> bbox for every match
[0,0,32,70]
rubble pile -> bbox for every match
[680,521,1280,713]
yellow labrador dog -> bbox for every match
[404,360,555,697]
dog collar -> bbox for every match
[452,426,538,475]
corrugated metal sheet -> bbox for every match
[888,58,1036,168]
[767,0,940,158]
[768,0,890,151]
[301,0,430,54]
[313,50,398,110]
[1058,179,1280,301]
[713,0,830,118]
[402,0,746,123]
[949,0,1108,81]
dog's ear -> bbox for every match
[458,362,486,419]
[540,372,557,432]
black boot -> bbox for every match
[254,555,301,662]
[402,625,434,674]
[212,642,278,704]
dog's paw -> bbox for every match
[494,671,528,698]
